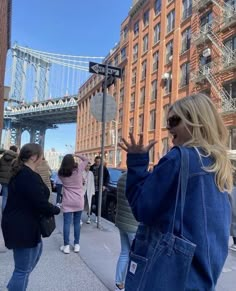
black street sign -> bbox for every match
[89,62,121,78]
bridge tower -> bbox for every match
[7,45,52,148]
[10,44,51,104]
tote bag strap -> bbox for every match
[170,146,189,236]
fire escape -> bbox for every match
[191,0,236,112]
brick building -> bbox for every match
[0,0,12,139]
[76,0,236,168]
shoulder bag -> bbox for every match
[125,146,196,291]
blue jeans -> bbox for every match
[63,211,82,245]
[1,183,8,213]
[56,184,63,204]
[115,229,135,285]
[7,241,43,291]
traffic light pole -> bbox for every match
[97,63,108,229]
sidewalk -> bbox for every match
[1,195,236,291]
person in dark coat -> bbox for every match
[0,145,18,212]
[90,156,109,222]
[1,143,60,291]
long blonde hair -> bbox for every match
[170,93,233,192]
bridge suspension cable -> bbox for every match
[5,44,105,104]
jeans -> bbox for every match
[115,229,135,285]
[56,184,63,204]
[7,241,43,291]
[1,183,8,213]
[63,211,82,245]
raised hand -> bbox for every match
[118,133,157,154]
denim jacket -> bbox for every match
[126,147,231,290]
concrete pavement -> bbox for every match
[1,195,236,291]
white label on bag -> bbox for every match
[129,261,137,274]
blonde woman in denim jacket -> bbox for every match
[119,94,233,291]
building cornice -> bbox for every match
[129,0,147,18]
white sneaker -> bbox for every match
[86,217,91,224]
[80,220,83,226]
[229,244,236,251]
[60,245,70,254]
[95,217,98,223]
[74,244,80,253]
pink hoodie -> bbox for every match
[60,155,88,213]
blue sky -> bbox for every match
[10,0,132,153]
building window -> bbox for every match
[162,104,170,127]
[140,87,145,106]
[224,35,236,51]
[122,26,128,41]
[114,55,119,66]
[121,47,126,61]
[180,62,190,87]
[229,128,236,150]
[134,21,139,36]
[129,118,134,133]
[151,80,158,100]
[182,0,192,21]
[166,40,173,63]
[153,51,159,71]
[105,133,109,146]
[155,0,162,15]
[162,138,169,156]
[132,69,137,85]
[200,53,212,66]
[139,114,144,133]
[143,10,149,27]
[118,129,122,143]
[164,72,172,94]
[119,109,123,123]
[149,110,156,130]
[200,10,213,28]
[120,87,124,103]
[130,92,135,110]
[143,34,149,53]
[149,141,155,163]
[223,81,236,99]
[133,44,138,61]
[121,67,125,83]
[141,60,147,79]
[154,23,161,44]
[181,27,191,53]
[167,10,175,33]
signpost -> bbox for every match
[89,61,121,229]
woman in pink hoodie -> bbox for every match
[58,153,88,254]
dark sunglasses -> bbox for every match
[167,115,181,129]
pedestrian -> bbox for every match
[82,162,95,224]
[1,143,60,291]
[54,172,63,205]
[90,156,110,223]
[115,172,138,291]
[229,170,236,251]
[59,153,89,254]
[36,157,52,202]
[119,93,233,290]
[0,145,18,212]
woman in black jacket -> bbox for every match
[1,143,60,291]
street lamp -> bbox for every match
[110,120,118,167]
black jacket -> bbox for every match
[0,150,17,184]
[90,164,110,191]
[1,165,60,249]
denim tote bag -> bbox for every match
[125,146,196,291]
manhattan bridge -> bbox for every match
[3,44,104,149]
